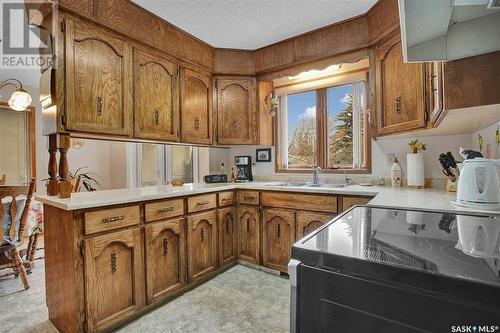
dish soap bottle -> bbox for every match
[391,157,402,187]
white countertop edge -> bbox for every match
[34,182,500,216]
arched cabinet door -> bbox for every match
[145,218,186,304]
[187,211,217,283]
[262,208,295,273]
[134,49,179,141]
[375,33,426,136]
[216,77,256,145]
[218,207,236,267]
[237,205,261,265]
[296,211,336,240]
[64,17,132,136]
[181,69,212,145]
[84,228,145,332]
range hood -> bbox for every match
[399,0,500,62]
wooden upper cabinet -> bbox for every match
[84,227,145,332]
[64,18,132,136]
[145,218,186,304]
[237,205,260,265]
[218,207,237,267]
[187,211,217,283]
[262,208,295,273]
[216,77,256,145]
[375,33,426,136]
[181,68,213,145]
[134,49,179,141]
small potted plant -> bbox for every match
[408,139,426,154]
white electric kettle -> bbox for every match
[454,158,500,210]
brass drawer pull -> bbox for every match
[242,195,256,200]
[102,215,125,223]
[196,200,209,206]
[111,252,117,273]
[221,198,231,202]
[96,96,103,116]
[158,207,174,213]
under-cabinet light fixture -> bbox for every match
[288,64,341,80]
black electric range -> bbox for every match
[290,206,500,333]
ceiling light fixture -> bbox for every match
[0,78,33,111]
[288,64,342,80]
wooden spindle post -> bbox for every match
[58,134,72,198]
[47,134,58,196]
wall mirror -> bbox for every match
[0,102,35,185]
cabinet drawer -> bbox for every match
[145,199,184,222]
[237,191,260,205]
[261,192,337,213]
[342,197,371,212]
[84,205,140,235]
[187,193,217,213]
[218,191,234,206]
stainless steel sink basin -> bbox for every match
[305,183,347,188]
[264,182,309,187]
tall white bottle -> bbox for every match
[391,157,402,187]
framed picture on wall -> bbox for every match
[256,148,271,162]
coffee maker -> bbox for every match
[234,156,253,182]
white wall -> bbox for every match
[471,120,500,159]
[214,133,474,183]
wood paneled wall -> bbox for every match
[56,0,399,77]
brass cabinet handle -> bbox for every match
[96,97,103,116]
[430,74,437,92]
[246,220,250,232]
[196,200,209,206]
[111,252,117,273]
[277,223,281,238]
[158,207,174,213]
[194,116,200,129]
[163,238,168,256]
[395,96,401,114]
[102,215,125,223]
[200,227,205,241]
[153,109,160,125]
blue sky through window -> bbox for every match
[287,85,352,139]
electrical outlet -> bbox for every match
[386,153,396,166]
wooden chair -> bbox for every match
[0,179,35,290]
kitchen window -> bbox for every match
[276,73,369,173]
[137,144,198,186]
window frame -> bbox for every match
[275,77,371,174]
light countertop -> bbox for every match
[34,182,500,216]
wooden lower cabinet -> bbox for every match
[187,211,218,283]
[296,211,336,240]
[342,197,371,212]
[145,218,186,304]
[84,227,145,332]
[262,208,295,273]
[218,207,237,267]
[237,205,260,265]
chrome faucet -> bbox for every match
[312,166,321,185]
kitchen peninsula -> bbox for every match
[35,183,498,333]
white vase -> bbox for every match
[407,153,424,187]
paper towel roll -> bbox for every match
[407,153,424,186]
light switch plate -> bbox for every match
[386,153,396,166]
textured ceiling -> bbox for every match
[131,0,378,49]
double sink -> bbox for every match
[264,182,347,188]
